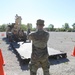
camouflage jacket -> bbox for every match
[29,29,49,59]
[29,30,49,48]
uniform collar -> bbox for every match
[36,29,44,31]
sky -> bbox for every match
[0,0,75,28]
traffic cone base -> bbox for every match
[71,47,75,56]
[0,52,6,75]
[0,66,5,75]
[0,49,5,65]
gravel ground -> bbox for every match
[0,32,75,75]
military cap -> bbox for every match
[36,19,44,26]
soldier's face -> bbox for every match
[37,25,44,29]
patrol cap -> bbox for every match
[36,19,44,26]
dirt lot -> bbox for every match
[0,32,75,75]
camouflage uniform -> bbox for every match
[29,19,50,75]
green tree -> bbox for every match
[72,23,75,32]
[48,24,54,31]
[21,24,27,31]
[32,28,36,31]
[72,23,75,29]
[0,24,7,32]
[63,23,70,31]
[27,23,32,30]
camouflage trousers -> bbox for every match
[29,56,50,75]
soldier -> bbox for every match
[28,19,50,75]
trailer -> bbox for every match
[11,40,67,61]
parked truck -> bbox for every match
[6,14,27,42]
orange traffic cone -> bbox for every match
[0,49,5,66]
[0,50,6,75]
[0,63,6,75]
[71,46,75,56]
